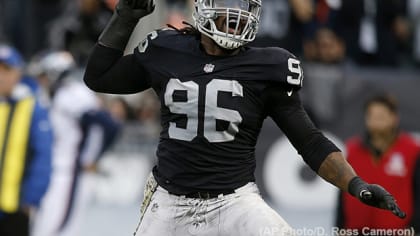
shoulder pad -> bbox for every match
[136,28,193,54]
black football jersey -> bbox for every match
[132,29,307,193]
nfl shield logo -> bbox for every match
[203,64,215,73]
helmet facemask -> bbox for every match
[193,0,262,50]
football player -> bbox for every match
[84,0,406,235]
[29,51,120,236]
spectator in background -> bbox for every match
[254,0,327,56]
[252,0,341,55]
[0,0,63,58]
[28,51,120,236]
[302,27,346,126]
[0,45,53,236]
[408,0,420,65]
[289,0,343,61]
[336,94,420,233]
[286,0,314,55]
[252,1,346,127]
[315,27,345,64]
[335,0,410,66]
[251,0,291,48]
[48,0,114,65]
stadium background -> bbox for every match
[1,0,420,235]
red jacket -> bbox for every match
[342,133,419,229]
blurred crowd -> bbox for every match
[0,0,418,122]
[1,0,419,125]
[0,0,164,126]
[1,0,420,67]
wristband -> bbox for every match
[348,176,367,197]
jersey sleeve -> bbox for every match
[263,84,340,172]
[84,44,152,94]
[259,47,304,90]
[133,29,178,66]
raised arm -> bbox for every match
[264,84,406,219]
[83,0,154,94]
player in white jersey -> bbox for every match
[29,51,120,236]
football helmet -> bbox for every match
[28,51,75,83]
[193,0,262,49]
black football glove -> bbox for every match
[348,176,406,219]
[116,0,155,21]
[99,0,155,50]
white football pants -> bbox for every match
[135,177,295,236]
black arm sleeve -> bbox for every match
[263,85,340,172]
[84,44,151,94]
[412,155,420,233]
